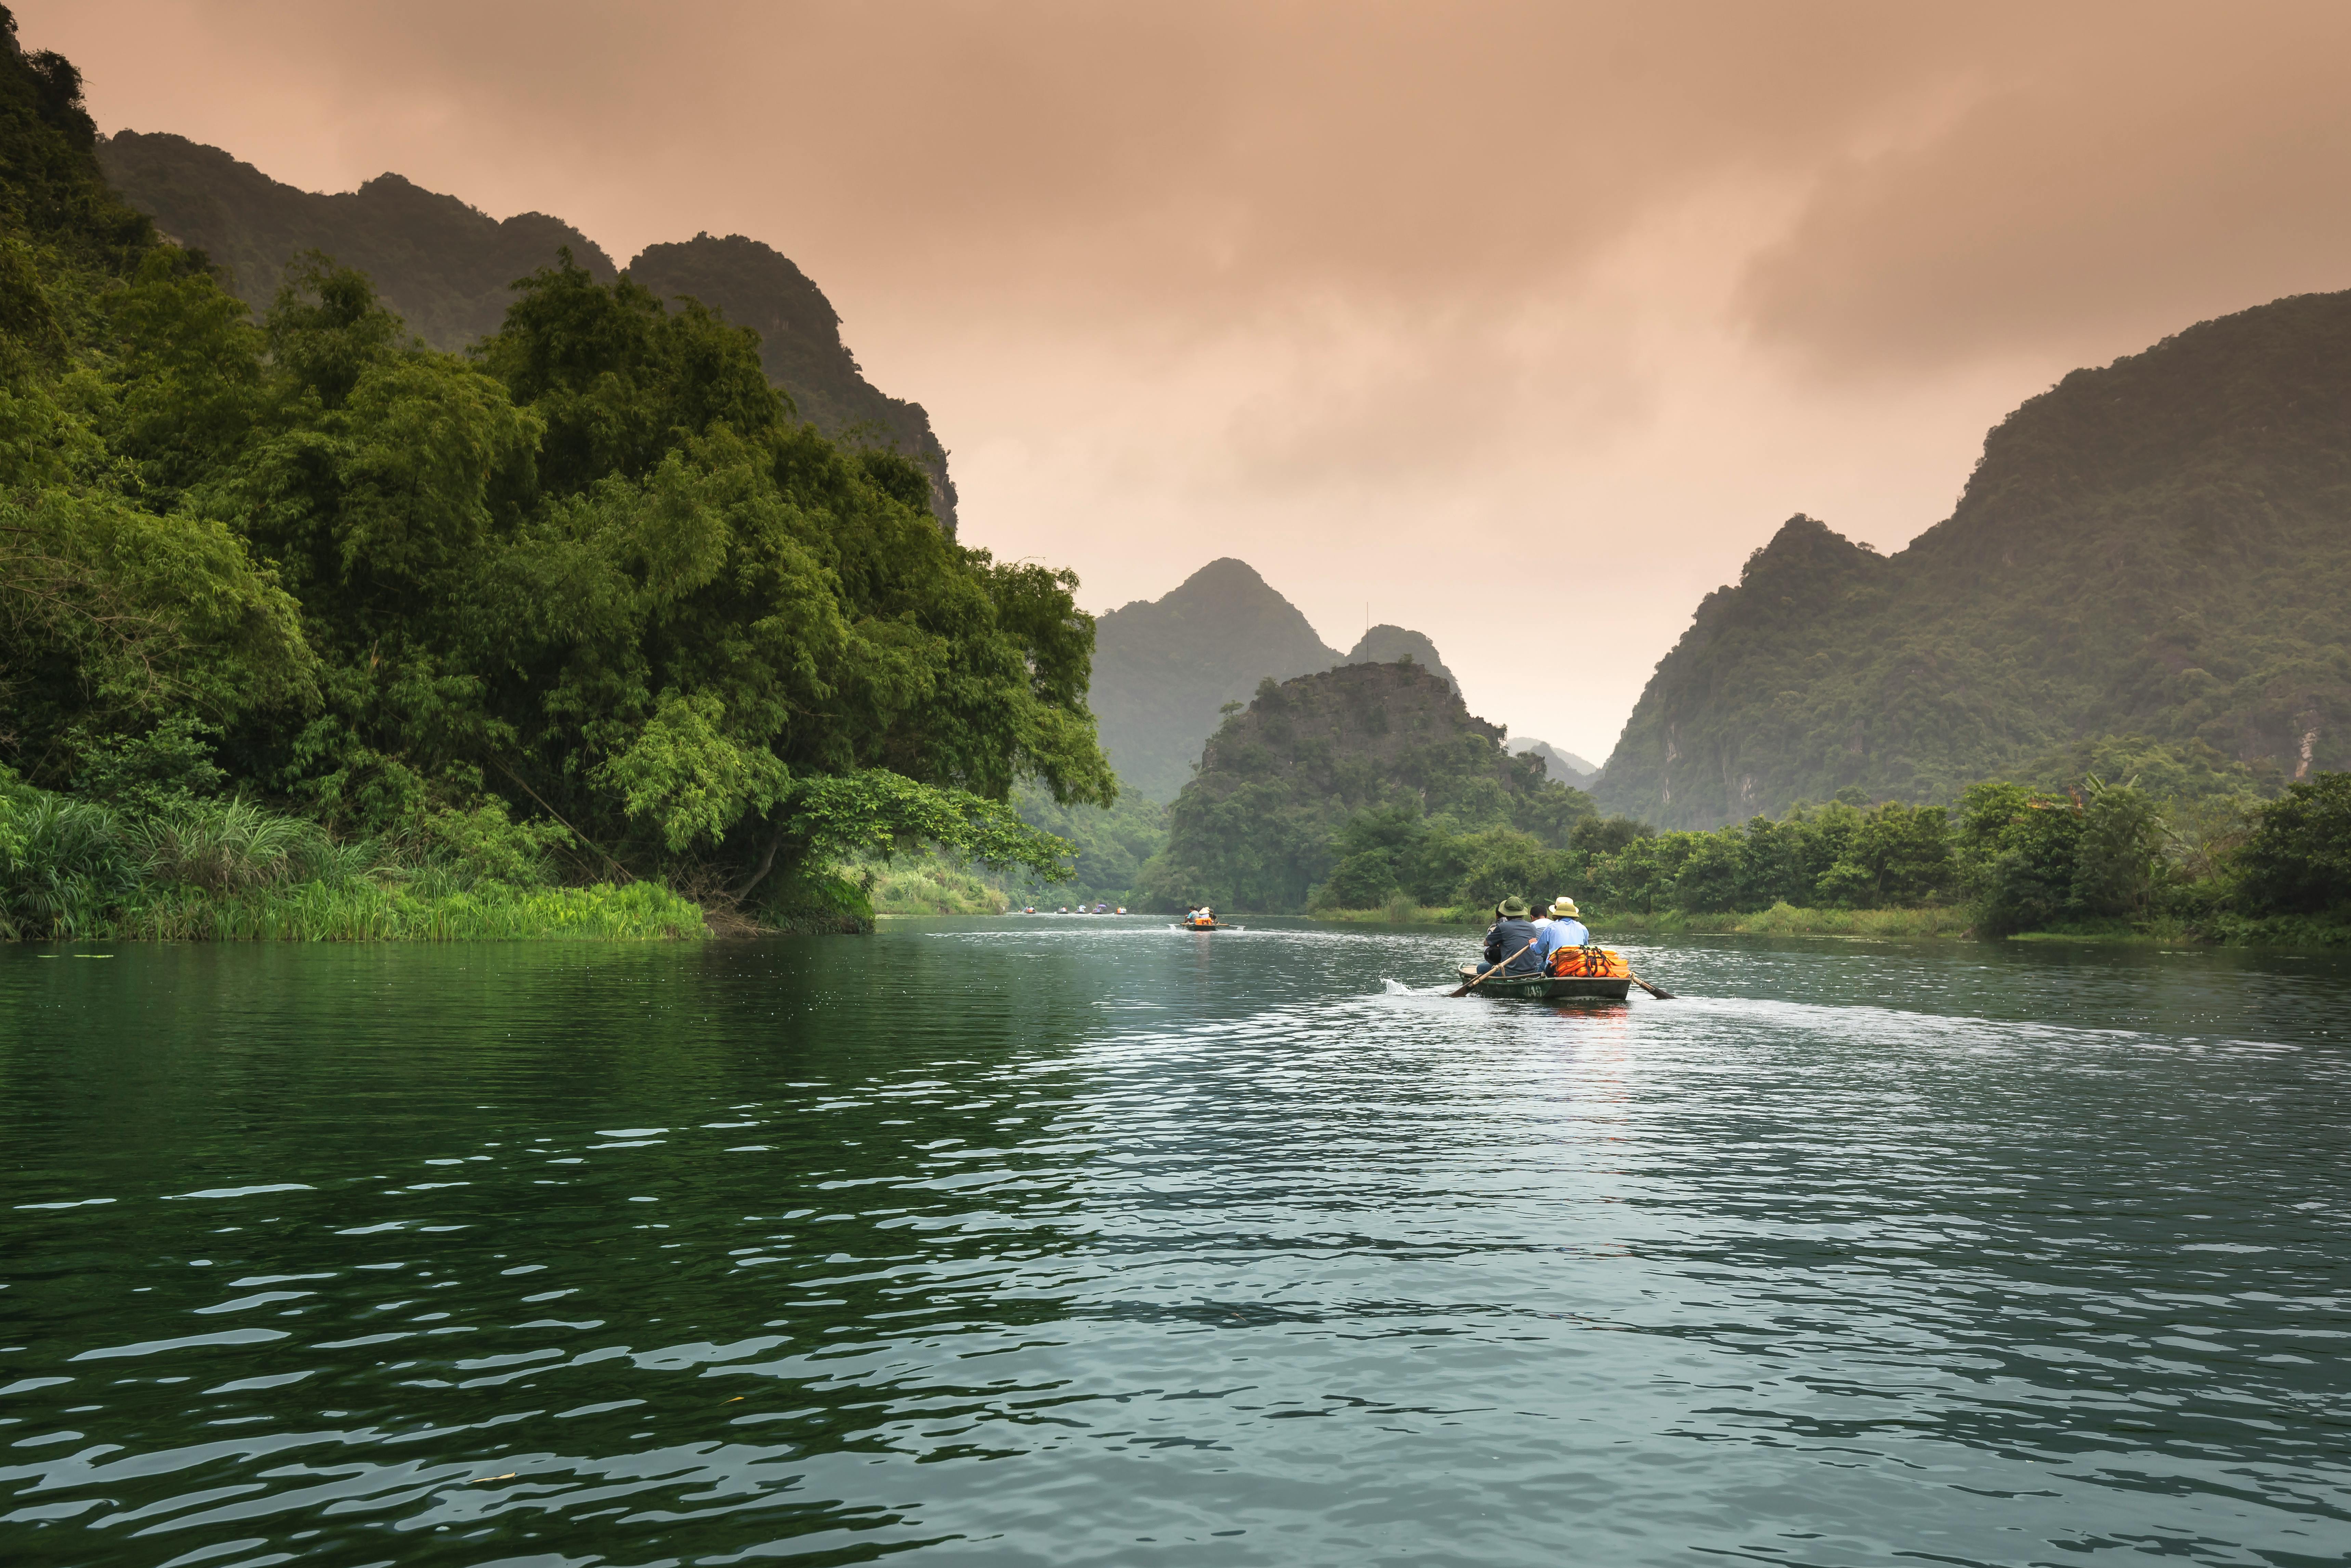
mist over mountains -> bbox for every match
[1593,288,2351,829]
[97,131,958,529]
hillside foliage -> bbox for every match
[1597,289,2351,828]
[0,11,1106,937]
[1134,660,1596,911]
[1089,558,1461,803]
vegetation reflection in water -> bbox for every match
[3,922,2349,1566]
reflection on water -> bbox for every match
[3,923,2349,1565]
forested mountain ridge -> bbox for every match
[97,132,619,343]
[1133,660,1593,912]
[628,234,955,527]
[1090,559,1461,802]
[1595,289,2351,828]
[96,131,957,531]
[1090,559,1346,801]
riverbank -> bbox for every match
[1309,902,1969,936]
[1306,898,2350,946]
[66,879,706,942]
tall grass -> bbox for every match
[3,785,704,942]
[120,878,705,942]
[859,856,1012,916]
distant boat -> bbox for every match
[1115,906,1127,915]
[1179,918,1239,932]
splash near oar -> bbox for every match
[1448,940,1536,997]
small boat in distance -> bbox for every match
[1179,906,1237,932]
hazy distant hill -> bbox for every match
[97,131,956,530]
[1510,739,1597,788]
[1090,559,1344,801]
[1342,623,1458,693]
[1594,289,2351,828]
[1091,562,1469,802]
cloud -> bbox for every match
[1737,4,2351,374]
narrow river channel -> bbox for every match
[4,922,2348,1565]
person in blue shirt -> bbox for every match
[1532,897,1590,969]
[1481,898,1546,975]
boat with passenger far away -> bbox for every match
[1179,907,1238,932]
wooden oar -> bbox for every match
[1448,940,1537,998]
[1627,969,1675,1000]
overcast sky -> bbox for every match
[30,0,2351,763]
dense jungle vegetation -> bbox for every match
[1596,286,2351,830]
[1133,660,1598,913]
[1144,665,2349,942]
[0,13,1106,940]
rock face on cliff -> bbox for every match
[97,132,957,531]
[1594,289,2351,828]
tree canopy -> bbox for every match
[0,13,1110,926]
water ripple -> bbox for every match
[2,926,2348,1565]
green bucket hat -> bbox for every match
[1497,897,1530,919]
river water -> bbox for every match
[3,920,2349,1566]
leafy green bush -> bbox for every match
[0,782,137,938]
[2235,774,2351,915]
[126,797,325,891]
[406,801,570,887]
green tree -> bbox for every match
[2235,774,2351,914]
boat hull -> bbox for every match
[1455,966,1631,1001]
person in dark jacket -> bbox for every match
[1481,897,1545,975]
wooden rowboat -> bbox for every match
[1454,964,1630,1001]
[1178,921,1240,932]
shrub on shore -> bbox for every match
[1,777,701,940]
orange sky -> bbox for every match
[29,0,2351,763]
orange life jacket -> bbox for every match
[1549,945,1629,978]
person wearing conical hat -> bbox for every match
[1532,896,1590,970]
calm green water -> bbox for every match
[4,921,2349,1566]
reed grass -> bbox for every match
[861,857,1011,917]
[117,878,705,942]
